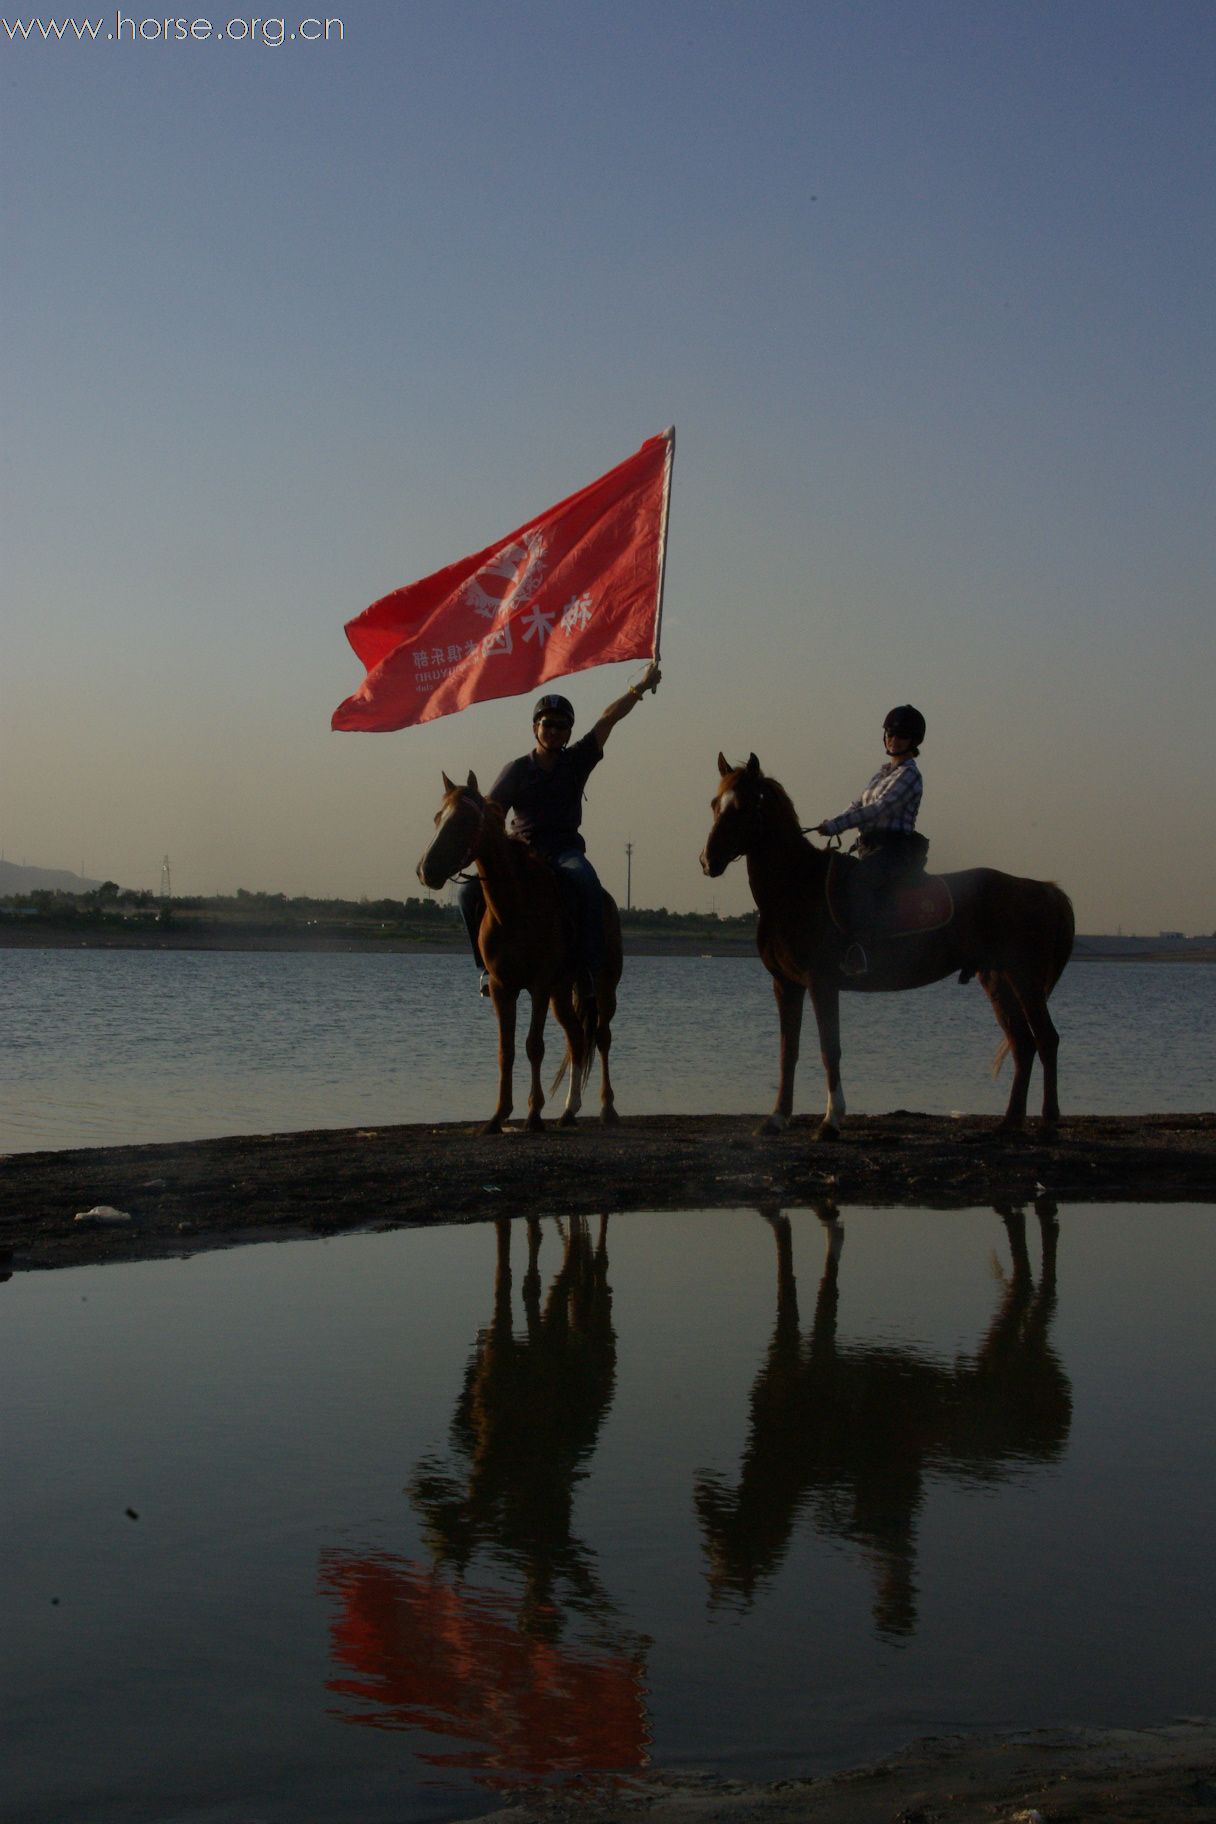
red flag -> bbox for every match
[332,429,674,732]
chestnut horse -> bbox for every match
[418,772,623,1133]
[700,754,1074,1138]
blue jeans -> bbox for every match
[551,848,607,975]
[457,849,605,974]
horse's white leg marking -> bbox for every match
[824,1082,846,1129]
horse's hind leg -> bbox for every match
[980,971,1035,1134]
[595,982,618,1125]
[1014,980,1061,1133]
[549,986,585,1127]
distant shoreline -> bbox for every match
[0,924,1212,962]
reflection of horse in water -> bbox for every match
[694,1201,1070,1637]
[410,1214,620,1635]
[320,1216,648,1784]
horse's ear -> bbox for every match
[717,751,732,777]
[466,770,478,793]
[746,753,761,777]
[441,770,457,793]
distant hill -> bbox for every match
[0,860,104,895]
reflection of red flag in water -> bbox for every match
[318,1552,650,1786]
[331,430,674,732]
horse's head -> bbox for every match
[417,770,488,889]
[700,752,765,877]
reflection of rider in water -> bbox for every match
[815,704,929,976]
[458,662,660,994]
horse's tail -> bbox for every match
[548,982,599,1097]
[991,882,1075,1078]
[1047,884,1076,996]
[573,981,599,1096]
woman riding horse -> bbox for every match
[815,704,930,977]
[701,752,1073,1139]
[458,661,661,993]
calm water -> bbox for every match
[2,949,1213,1151]
[3,1202,1214,1823]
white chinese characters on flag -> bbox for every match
[332,430,673,732]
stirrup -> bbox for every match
[840,942,869,978]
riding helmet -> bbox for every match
[533,693,575,726]
[883,704,926,745]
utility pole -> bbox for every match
[160,855,171,900]
[624,842,633,911]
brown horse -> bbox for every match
[700,754,1074,1138]
[417,773,623,1132]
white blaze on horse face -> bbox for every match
[717,789,738,814]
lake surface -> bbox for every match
[3,1202,1213,1824]
[2,950,1213,1152]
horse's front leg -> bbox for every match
[760,972,805,1134]
[524,988,549,1132]
[807,975,845,1140]
[484,985,517,1134]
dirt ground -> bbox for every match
[476,1719,1216,1824]
[2,1109,1213,1273]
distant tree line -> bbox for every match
[0,883,758,936]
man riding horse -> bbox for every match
[815,704,930,976]
[458,660,662,993]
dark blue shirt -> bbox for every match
[488,732,603,855]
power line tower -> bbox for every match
[624,842,633,911]
[160,854,172,900]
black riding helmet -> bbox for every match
[533,693,575,727]
[883,704,926,745]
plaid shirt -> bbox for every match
[821,757,922,836]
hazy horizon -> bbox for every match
[3,2,1213,932]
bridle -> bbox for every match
[436,791,490,883]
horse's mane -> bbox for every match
[741,768,822,881]
[480,800,557,883]
[755,772,805,836]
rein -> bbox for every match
[443,792,490,880]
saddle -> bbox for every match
[826,852,954,939]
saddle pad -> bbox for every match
[890,875,954,935]
[826,855,954,936]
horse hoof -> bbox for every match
[600,1104,620,1126]
[525,1113,545,1133]
[481,1120,504,1136]
[815,1123,839,1144]
[758,1114,786,1136]
[558,1110,577,1128]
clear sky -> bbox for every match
[2,0,1213,932]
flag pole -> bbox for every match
[650,425,676,661]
